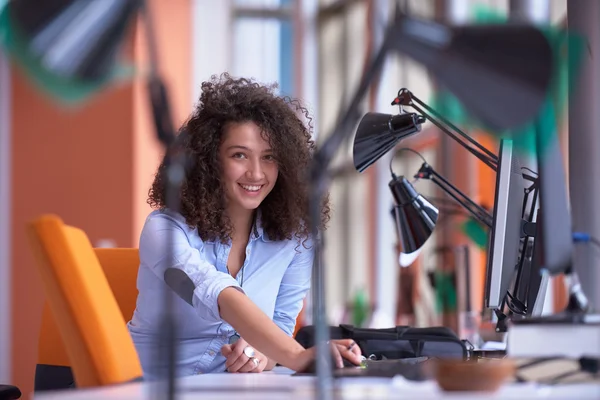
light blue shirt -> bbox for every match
[127,210,313,380]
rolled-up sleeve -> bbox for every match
[272,238,314,336]
[139,212,242,322]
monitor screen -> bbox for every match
[484,139,526,309]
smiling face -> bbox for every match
[219,121,279,216]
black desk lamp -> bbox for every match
[353,90,555,329]
[386,164,492,257]
[389,175,439,255]
[353,88,497,242]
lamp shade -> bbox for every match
[353,112,425,173]
[399,249,422,268]
[0,0,141,103]
[393,15,555,132]
[390,176,438,254]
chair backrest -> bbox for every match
[28,215,142,388]
[37,248,140,367]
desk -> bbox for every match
[33,367,600,400]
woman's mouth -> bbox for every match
[239,183,263,195]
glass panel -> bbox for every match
[232,17,295,96]
[278,18,294,95]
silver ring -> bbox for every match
[243,346,256,358]
[251,357,260,367]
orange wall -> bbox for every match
[9,0,191,395]
[133,1,192,242]
[474,133,498,313]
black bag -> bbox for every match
[295,324,469,361]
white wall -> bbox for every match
[0,1,12,380]
[191,0,232,105]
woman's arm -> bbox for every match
[219,288,363,371]
[224,238,313,371]
[218,287,309,370]
[140,212,243,323]
[265,240,314,369]
[272,241,313,335]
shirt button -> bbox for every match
[209,350,215,356]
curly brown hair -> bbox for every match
[148,73,330,246]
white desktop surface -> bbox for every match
[33,367,600,400]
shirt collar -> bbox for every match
[201,209,272,244]
[251,209,272,242]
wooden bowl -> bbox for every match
[431,358,516,392]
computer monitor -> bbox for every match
[506,127,574,317]
[526,209,550,316]
[484,139,526,309]
[512,206,549,317]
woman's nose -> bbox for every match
[246,159,264,180]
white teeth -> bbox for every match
[240,184,261,192]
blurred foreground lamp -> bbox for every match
[0,0,175,148]
[0,0,143,104]
[1,1,180,399]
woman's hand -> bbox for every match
[221,338,268,373]
[329,339,363,368]
[291,339,363,372]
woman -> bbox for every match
[128,74,361,379]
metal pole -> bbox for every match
[568,0,600,311]
[372,0,398,329]
[0,35,12,385]
[435,0,469,335]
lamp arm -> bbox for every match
[395,89,498,171]
[141,2,183,399]
[418,163,493,228]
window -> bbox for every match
[232,0,296,96]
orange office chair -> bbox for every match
[35,247,140,391]
[27,215,142,389]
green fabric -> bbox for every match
[461,218,488,250]
[351,289,369,328]
[435,271,457,313]
[0,5,135,106]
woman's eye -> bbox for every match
[263,155,275,162]
[232,153,246,159]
